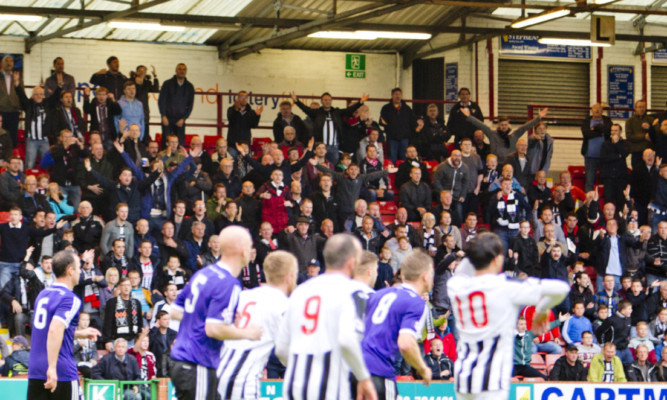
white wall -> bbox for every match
[2,36,398,139]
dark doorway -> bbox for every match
[412,57,444,118]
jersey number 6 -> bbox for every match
[455,291,488,329]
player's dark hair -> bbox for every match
[582,331,593,337]
[52,250,79,278]
[466,232,504,271]
[598,304,608,311]
[572,301,585,309]
[156,310,170,320]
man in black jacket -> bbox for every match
[447,87,484,144]
[597,300,634,365]
[227,90,262,152]
[1,259,44,337]
[45,91,86,143]
[395,145,430,191]
[273,100,308,144]
[158,63,194,147]
[15,80,58,169]
[625,344,658,382]
[291,90,368,165]
[399,167,431,222]
[309,174,341,233]
[630,148,658,225]
[101,278,143,352]
[82,86,121,149]
[580,103,612,191]
[90,56,127,100]
[549,345,587,381]
[92,338,142,399]
[149,310,177,377]
[380,88,423,163]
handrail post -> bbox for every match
[216,93,223,138]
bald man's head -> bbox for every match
[218,226,253,275]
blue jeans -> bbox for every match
[584,157,600,192]
[0,262,20,325]
[494,227,519,254]
[646,273,665,294]
[0,262,20,290]
[25,138,50,169]
[60,185,81,209]
[388,138,409,164]
[531,341,562,355]
[162,119,186,147]
[616,348,634,365]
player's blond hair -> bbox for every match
[263,250,297,285]
[354,251,378,279]
[400,249,433,282]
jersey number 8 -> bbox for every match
[455,291,488,329]
[371,292,397,324]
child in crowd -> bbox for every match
[629,321,657,364]
[576,331,601,368]
[649,307,667,361]
[374,247,394,290]
[73,312,98,378]
[390,236,413,274]
[593,304,609,333]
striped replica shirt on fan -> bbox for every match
[446,259,569,399]
[275,273,370,400]
[217,285,288,400]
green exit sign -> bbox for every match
[345,54,366,79]
[86,382,117,400]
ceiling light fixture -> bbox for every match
[107,21,186,32]
[308,30,431,40]
[510,7,571,28]
[537,38,612,47]
[0,14,43,22]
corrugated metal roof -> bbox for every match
[0,0,664,52]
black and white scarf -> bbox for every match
[114,297,140,336]
[497,192,521,229]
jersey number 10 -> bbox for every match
[454,291,489,329]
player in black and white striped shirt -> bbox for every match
[217,251,298,400]
[275,233,377,400]
[447,233,569,400]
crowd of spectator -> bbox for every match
[0,53,665,386]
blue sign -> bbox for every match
[654,46,667,61]
[608,65,634,119]
[500,35,591,60]
[445,63,458,114]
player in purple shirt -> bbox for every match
[28,249,101,400]
[362,250,434,400]
[169,226,262,400]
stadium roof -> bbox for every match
[1,0,666,65]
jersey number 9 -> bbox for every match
[302,296,321,334]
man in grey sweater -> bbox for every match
[433,150,468,224]
[462,107,548,161]
[100,203,135,259]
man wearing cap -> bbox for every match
[548,344,587,381]
[298,259,322,284]
[278,216,325,273]
[0,336,29,376]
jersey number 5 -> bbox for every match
[455,291,488,329]
[237,302,256,329]
[302,296,321,334]
[185,275,208,313]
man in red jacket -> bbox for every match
[127,327,156,398]
[521,305,564,354]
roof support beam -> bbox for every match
[220,0,424,60]
[24,0,172,52]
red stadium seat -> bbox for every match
[530,353,546,374]
[425,160,439,171]
[155,133,162,144]
[545,354,561,373]
[378,201,397,215]
[184,134,198,147]
[252,137,271,153]
[568,165,586,192]
[203,135,219,150]
[396,375,414,381]
[381,214,394,226]
[17,129,25,143]
[0,212,10,224]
